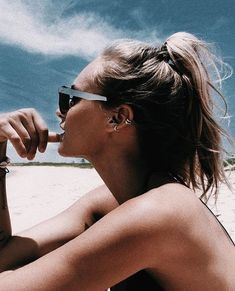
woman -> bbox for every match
[0,32,234,290]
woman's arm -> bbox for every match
[0,109,49,258]
[0,184,118,272]
[0,141,12,249]
[0,109,119,272]
[0,195,163,290]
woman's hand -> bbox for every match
[0,108,48,160]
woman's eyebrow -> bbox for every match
[71,84,83,91]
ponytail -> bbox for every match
[165,32,232,200]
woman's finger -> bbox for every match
[48,132,61,143]
[0,123,27,157]
[16,109,48,157]
[10,111,38,160]
[8,118,32,153]
[31,111,48,153]
[0,109,50,159]
[21,117,39,160]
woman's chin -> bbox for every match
[57,144,82,158]
[57,144,68,157]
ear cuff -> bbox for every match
[112,119,133,132]
[125,118,132,125]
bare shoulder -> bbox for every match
[128,183,201,231]
[78,182,198,230]
[117,184,207,267]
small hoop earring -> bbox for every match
[125,118,132,125]
[114,125,119,131]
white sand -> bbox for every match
[7,166,103,233]
[6,166,235,241]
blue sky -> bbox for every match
[0,0,234,162]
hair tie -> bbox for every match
[0,156,10,176]
[156,42,177,69]
[157,42,170,62]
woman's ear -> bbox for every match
[106,104,134,132]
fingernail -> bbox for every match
[38,146,44,153]
[27,156,34,160]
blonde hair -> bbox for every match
[93,32,232,201]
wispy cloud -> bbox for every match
[0,0,161,60]
[209,16,231,31]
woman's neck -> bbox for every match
[91,151,151,204]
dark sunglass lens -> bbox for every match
[59,92,70,114]
[69,97,81,108]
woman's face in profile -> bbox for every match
[57,58,109,160]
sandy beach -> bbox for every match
[5,166,235,242]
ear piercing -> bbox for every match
[125,118,132,125]
[113,119,132,132]
[114,125,119,131]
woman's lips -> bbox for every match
[59,133,65,142]
[60,121,65,130]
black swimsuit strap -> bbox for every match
[169,173,235,246]
[199,199,235,246]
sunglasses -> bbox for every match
[58,85,107,114]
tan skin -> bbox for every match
[0,58,234,290]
